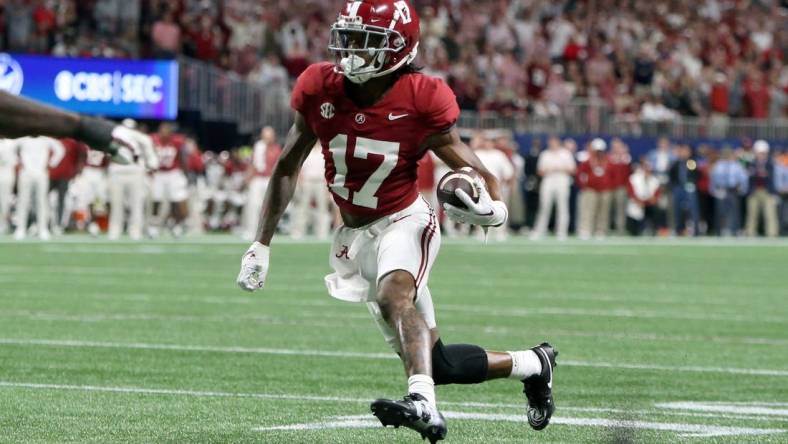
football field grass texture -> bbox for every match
[0,236,786,443]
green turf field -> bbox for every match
[0,236,786,443]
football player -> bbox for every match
[149,123,190,238]
[236,1,557,442]
[0,91,158,170]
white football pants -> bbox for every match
[243,176,269,240]
[108,169,147,240]
[15,170,49,234]
[291,178,331,239]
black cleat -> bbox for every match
[371,393,447,443]
[522,342,558,430]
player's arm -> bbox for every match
[0,91,158,169]
[236,112,316,291]
[425,128,502,200]
[424,127,507,227]
[255,112,316,245]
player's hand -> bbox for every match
[443,177,508,227]
[237,242,270,292]
[111,125,160,171]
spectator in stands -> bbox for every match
[626,160,661,236]
[743,69,770,119]
[745,140,779,237]
[576,138,612,239]
[707,72,730,138]
[669,144,701,236]
[6,0,33,52]
[530,136,576,240]
[710,147,748,236]
[608,138,632,235]
[151,9,180,58]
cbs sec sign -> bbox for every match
[0,53,178,119]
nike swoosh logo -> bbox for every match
[388,113,408,120]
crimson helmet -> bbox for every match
[328,0,420,84]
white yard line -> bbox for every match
[656,402,788,417]
[2,309,785,347]
[1,381,784,436]
[255,413,786,438]
[1,338,786,377]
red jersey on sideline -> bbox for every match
[151,134,186,171]
[50,139,88,180]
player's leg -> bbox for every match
[0,178,12,233]
[35,175,50,239]
[531,181,550,239]
[556,181,570,239]
[128,174,145,240]
[290,178,309,238]
[369,202,445,442]
[14,172,33,239]
[377,270,433,377]
[411,276,556,431]
[314,181,331,239]
[577,190,594,239]
[148,173,166,238]
[170,171,190,236]
[108,174,125,240]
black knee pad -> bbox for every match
[432,339,488,385]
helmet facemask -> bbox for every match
[328,14,412,84]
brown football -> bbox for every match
[437,167,481,209]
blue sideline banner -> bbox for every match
[0,53,178,119]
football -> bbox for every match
[437,167,481,209]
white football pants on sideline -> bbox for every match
[243,176,269,240]
[0,175,13,231]
[533,177,571,238]
[15,170,49,236]
[291,178,331,239]
[108,169,147,240]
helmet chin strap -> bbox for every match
[339,43,419,84]
[340,54,375,84]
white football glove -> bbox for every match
[443,176,508,227]
[237,242,270,292]
[111,125,160,171]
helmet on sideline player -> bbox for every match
[328,0,420,84]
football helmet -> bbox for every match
[328,0,420,83]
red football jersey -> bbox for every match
[292,63,459,220]
[151,134,186,172]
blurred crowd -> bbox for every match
[2,0,786,122]
[2,125,788,241]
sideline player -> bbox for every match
[0,91,158,170]
[236,1,557,442]
[149,123,189,238]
